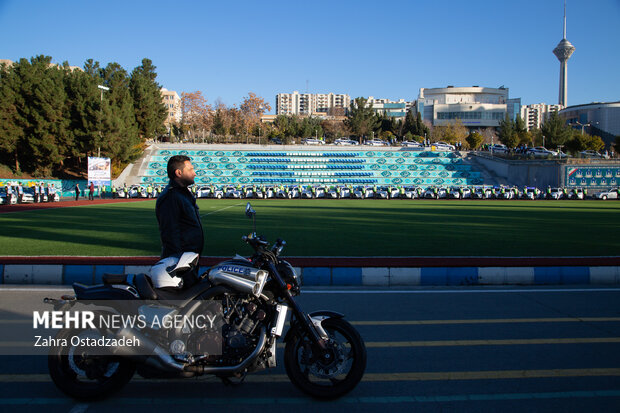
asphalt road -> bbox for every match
[1,285,619,412]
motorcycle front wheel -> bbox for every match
[284,318,366,399]
[48,328,135,400]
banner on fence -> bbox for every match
[87,157,111,187]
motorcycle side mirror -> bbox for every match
[245,202,256,218]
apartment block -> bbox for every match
[276,91,350,116]
[520,103,563,131]
[161,88,181,127]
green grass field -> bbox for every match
[0,200,618,257]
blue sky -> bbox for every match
[1,0,619,113]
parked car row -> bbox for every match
[484,145,612,159]
[185,184,620,200]
[297,138,458,150]
[0,186,60,204]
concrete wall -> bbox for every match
[472,154,564,188]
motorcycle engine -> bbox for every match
[187,295,267,364]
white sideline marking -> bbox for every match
[68,404,89,413]
[200,203,243,217]
[2,287,620,293]
[302,288,620,294]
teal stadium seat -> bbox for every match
[143,150,484,186]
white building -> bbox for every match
[364,97,414,120]
[560,101,620,147]
[276,91,350,116]
[520,103,563,131]
[161,88,181,127]
[416,86,521,128]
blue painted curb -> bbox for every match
[1,264,619,286]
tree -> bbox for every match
[466,131,484,150]
[444,119,468,143]
[514,114,530,146]
[321,119,349,141]
[498,113,518,148]
[403,110,416,136]
[415,111,429,138]
[239,92,271,136]
[0,61,22,172]
[129,58,167,140]
[431,120,467,143]
[212,100,234,138]
[346,97,379,141]
[181,91,212,142]
[63,60,102,164]
[565,131,605,153]
[403,110,429,138]
[481,127,497,144]
[541,111,571,148]
[9,56,71,176]
[100,62,140,170]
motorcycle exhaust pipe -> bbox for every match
[184,326,267,375]
[110,325,267,376]
[112,328,189,374]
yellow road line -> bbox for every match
[4,317,620,326]
[3,337,619,348]
[365,337,620,348]
[351,317,620,326]
[2,368,620,383]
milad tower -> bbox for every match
[553,0,575,107]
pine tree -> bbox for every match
[0,61,23,172]
[346,97,379,141]
[101,62,140,168]
[413,111,429,138]
[64,60,101,164]
[403,110,416,136]
[541,111,571,149]
[12,56,70,176]
[129,58,167,140]
[498,113,518,148]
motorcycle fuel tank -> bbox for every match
[208,258,268,298]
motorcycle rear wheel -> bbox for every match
[284,318,366,399]
[48,328,135,400]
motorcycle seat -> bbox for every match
[102,273,127,284]
[134,273,158,300]
[134,273,213,305]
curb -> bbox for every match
[0,257,619,286]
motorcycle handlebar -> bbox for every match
[242,235,286,256]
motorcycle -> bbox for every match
[45,203,366,400]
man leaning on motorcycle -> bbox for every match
[152,155,204,289]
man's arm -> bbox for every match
[157,194,183,255]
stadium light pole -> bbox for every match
[97,85,110,158]
[570,121,598,135]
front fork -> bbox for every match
[265,262,329,352]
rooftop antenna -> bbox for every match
[306,79,309,94]
[563,0,567,39]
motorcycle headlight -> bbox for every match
[277,260,301,295]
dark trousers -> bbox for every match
[89,192,94,201]
[75,191,79,201]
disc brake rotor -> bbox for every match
[67,330,119,379]
[303,339,348,379]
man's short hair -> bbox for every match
[167,155,191,180]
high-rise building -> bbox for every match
[520,103,564,131]
[276,91,350,116]
[161,88,181,127]
[553,1,575,107]
[416,86,521,129]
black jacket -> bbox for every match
[155,180,204,258]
